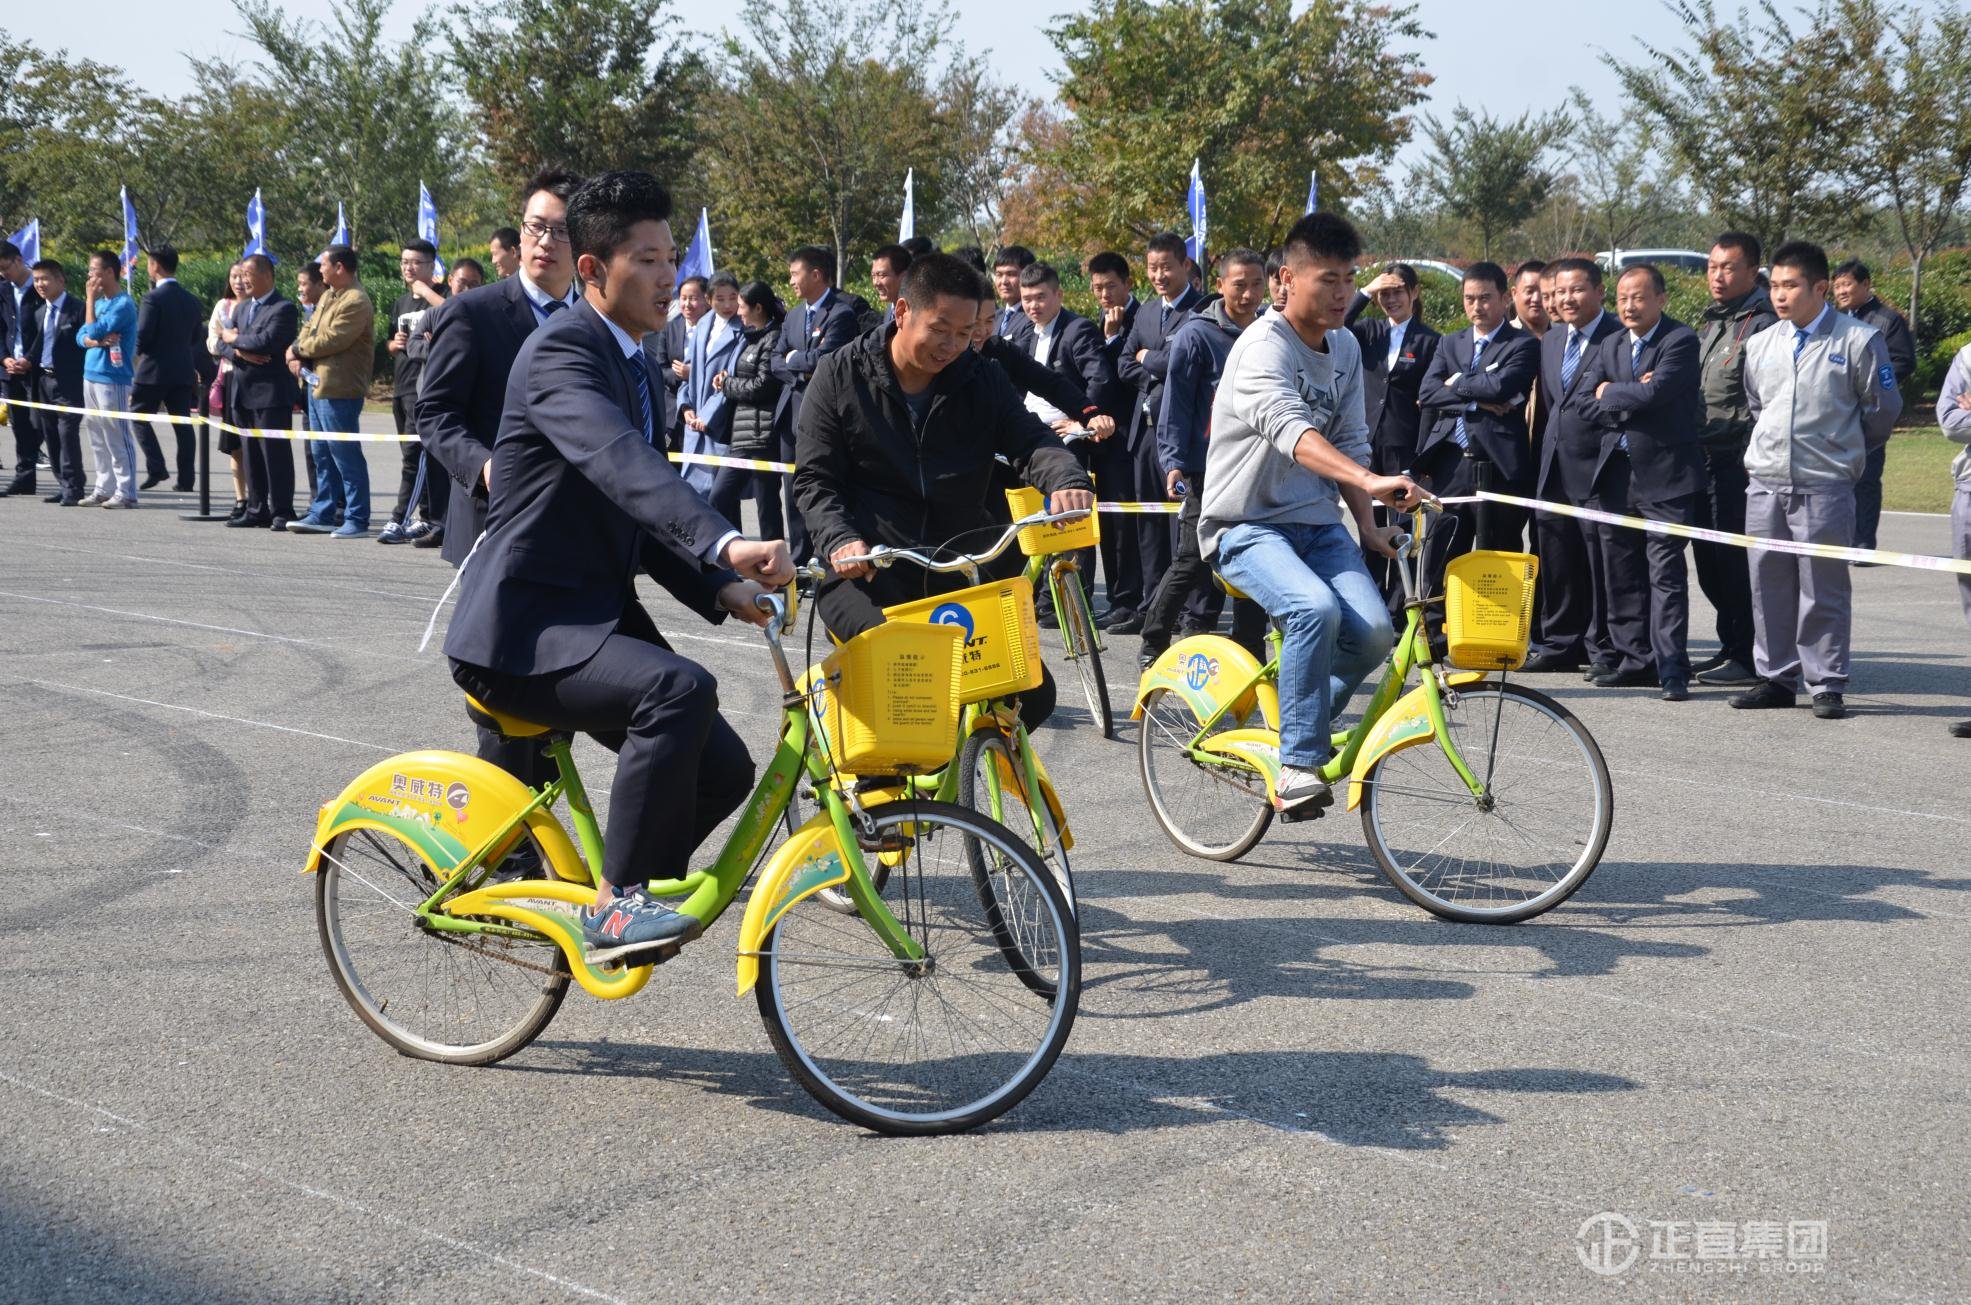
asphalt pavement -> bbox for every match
[2,430,1968,1302]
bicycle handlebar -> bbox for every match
[796,509,1092,583]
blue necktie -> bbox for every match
[1453,333,1488,449]
[1560,329,1582,391]
[1631,337,1644,377]
[1793,327,1809,362]
[1160,303,1172,333]
[628,356,654,444]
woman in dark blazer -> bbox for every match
[708,281,787,535]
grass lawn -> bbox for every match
[1884,427,1963,513]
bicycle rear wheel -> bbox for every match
[757,799,1079,1135]
[1136,685,1272,861]
[1057,566,1113,738]
[316,824,569,1065]
[1360,681,1613,923]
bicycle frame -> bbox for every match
[1025,551,1102,661]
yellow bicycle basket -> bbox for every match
[1005,485,1100,555]
[1443,550,1540,670]
[883,577,1042,704]
[812,621,964,774]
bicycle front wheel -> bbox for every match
[1057,567,1113,738]
[757,799,1080,1135]
[959,728,1074,990]
[1360,681,1613,923]
[316,824,569,1065]
[1136,685,1273,861]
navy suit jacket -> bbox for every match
[1540,313,1625,502]
[1578,315,1706,504]
[770,291,859,431]
[443,300,741,677]
[1034,309,1103,413]
[1416,321,1540,490]
[2,280,43,388]
[995,302,1035,353]
[417,276,551,564]
[134,280,205,388]
[223,291,300,413]
[30,293,87,402]
[1088,299,1139,421]
[1117,285,1203,452]
[1346,292,1442,473]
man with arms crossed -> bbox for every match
[1199,213,1422,816]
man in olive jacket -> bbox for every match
[287,246,376,536]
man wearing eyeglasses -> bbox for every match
[418,169,585,785]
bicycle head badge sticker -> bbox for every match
[930,602,976,644]
[445,781,471,823]
[1185,651,1216,692]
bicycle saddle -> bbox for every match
[462,693,555,740]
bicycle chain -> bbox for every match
[429,924,565,978]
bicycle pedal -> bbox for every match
[1275,793,1335,824]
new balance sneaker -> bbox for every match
[580,887,698,964]
[377,520,411,544]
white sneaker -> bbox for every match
[1275,764,1333,814]
[101,498,135,509]
[76,493,105,506]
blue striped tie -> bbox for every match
[629,357,654,444]
[1560,329,1582,391]
[1453,333,1488,449]
[1793,326,1809,362]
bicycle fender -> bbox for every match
[1345,674,1486,811]
[1197,728,1283,802]
[1129,635,1277,730]
[303,750,585,884]
[443,881,655,1001]
[987,742,1074,853]
[736,813,850,996]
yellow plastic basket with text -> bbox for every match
[1444,550,1540,671]
[812,621,964,774]
[1006,486,1100,556]
[883,578,1043,705]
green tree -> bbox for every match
[1833,0,1971,345]
[443,0,703,200]
[1604,0,1849,258]
[1565,87,1682,258]
[232,0,469,258]
[0,40,138,253]
[1036,0,1431,254]
[1411,104,1569,260]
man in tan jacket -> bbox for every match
[287,245,375,536]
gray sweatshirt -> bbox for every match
[1742,305,1902,487]
[1937,342,1971,486]
[1198,311,1369,559]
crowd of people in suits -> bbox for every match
[2,187,1965,733]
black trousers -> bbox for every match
[131,381,198,487]
[817,573,1057,734]
[1586,458,1696,682]
[33,374,85,499]
[1129,430,1174,605]
[391,392,446,525]
[1140,473,1266,657]
[1692,441,1756,667]
[1529,489,1604,665]
[1854,442,1887,550]
[5,375,42,488]
[237,406,295,520]
[1088,431,1143,612]
[451,629,755,889]
[1415,451,1530,647]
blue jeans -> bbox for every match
[1216,520,1393,768]
[304,397,369,528]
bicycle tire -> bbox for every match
[1360,681,1613,923]
[1136,685,1273,862]
[316,824,569,1066]
[1058,567,1113,738]
[756,799,1079,1135]
[958,728,1075,992]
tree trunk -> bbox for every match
[1909,252,1925,351]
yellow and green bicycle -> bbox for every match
[1132,503,1614,923]
[306,587,1079,1135]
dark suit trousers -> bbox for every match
[1089,433,1143,612]
[130,382,198,486]
[1693,441,1756,666]
[237,406,295,519]
[1140,474,1266,658]
[450,630,755,888]
[1416,450,1529,648]
[1130,429,1175,602]
[6,375,40,486]
[391,392,447,525]
[1531,489,1605,665]
[33,374,84,498]
[1588,456,1695,682]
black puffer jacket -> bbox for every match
[719,324,784,455]
[794,324,1092,603]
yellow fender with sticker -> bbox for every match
[442,880,656,1000]
[1345,673,1486,811]
[980,725,1072,853]
[735,812,852,995]
[1130,635,1278,732]
[1197,728,1283,802]
[302,749,587,884]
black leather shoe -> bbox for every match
[411,525,445,549]
[226,513,272,529]
[1696,658,1760,686]
[1660,678,1689,702]
[1592,667,1657,688]
[1949,720,1971,738]
[1108,610,1145,635]
[1035,607,1058,630]
[1729,680,1797,710]
[1521,651,1583,673]
[42,492,63,503]
[1582,661,1615,682]
[172,480,195,492]
[1811,692,1846,720]
[141,472,169,490]
[1097,605,1138,631]
[1138,643,1166,672]
[4,481,35,496]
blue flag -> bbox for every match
[677,207,714,286]
[121,187,141,278]
[1305,170,1319,216]
[418,182,445,276]
[1185,159,1207,266]
[5,218,37,265]
[243,189,275,262]
[899,169,915,242]
[331,202,349,248]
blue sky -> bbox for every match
[17,0,1682,165]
